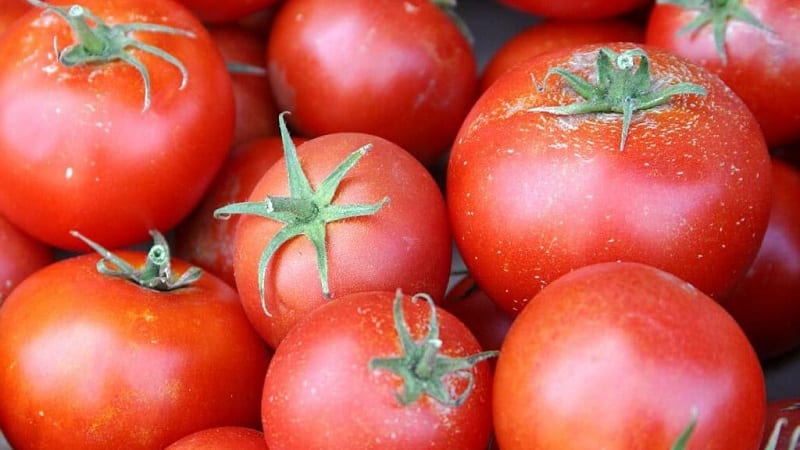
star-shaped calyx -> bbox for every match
[214,112,389,316]
[369,290,498,407]
[529,47,707,151]
[28,0,195,111]
[657,0,771,64]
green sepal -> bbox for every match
[369,289,498,408]
[670,407,698,450]
[213,112,389,317]
[530,47,707,151]
[28,0,195,111]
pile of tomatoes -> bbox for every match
[0,0,798,448]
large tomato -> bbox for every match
[447,42,771,315]
[493,262,766,449]
[217,117,452,348]
[266,0,477,166]
[497,0,653,20]
[723,158,800,360]
[0,214,52,301]
[0,233,271,449]
[262,290,495,449]
[645,0,800,147]
[0,0,234,251]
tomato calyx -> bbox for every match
[27,0,195,111]
[214,112,389,317]
[671,407,698,450]
[764,403,800,450]
[70,229,202,291]
[368,289,498,407]
[656,0,771,64]
[529,47,707,151]
[225,61,267,76]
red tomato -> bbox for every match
[207,25,279,148]
[645,0,800,147]
[442,275,513,352]
[723,158,800,360]
[174,0,280,24]
[266,0,477,166]
[480,18,645,92]
[220,120,452,349]
[166,427,267,450]
[497,0,653,20]
[262,290,495,449]
[0,0,235,251]
[493,262,766,449]
[761,399,800,450]
[447,42,771,315]
[174,136,299,287]
[0,214,52,301]
[0,0,29,35]
[0,234,271,449]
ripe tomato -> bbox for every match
[497,0,653,20]
[0,214,52,301]
[262,290,496,450]
[442,275,513,352]
[0,0,235,251]
[447,42,771,315]
[174,136,300,287]
[645,0,800,147]
[761,399,800,450]
[266,0,477,166]
[493,262,766,449]
[207,25,278,148]
[723,158,800,360]
[0,233,271,449]
[480,18,645,92]
[219,117,452,348]
[165,427,267,450]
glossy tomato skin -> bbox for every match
[493,262,766,450]
[262,290,494,450]
[0,214,52,301]
[645,0,800,147]
[0,253,271,450]
[0,0,235,251]
[480,19,645,92]
[498,0,652,20]
[266,0,477,166]
[442,276,513,352]
[174,137,296,287]
[448,42,771,315]
[723,159,800,360]
[233,133,452,348]
[165,426,267,450]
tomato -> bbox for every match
[0,0,29,35]
[175,0,280,24]
[262,289,495,449]
[0,0,235,251]
[645,0,800,147]
[266,0,477,166]
[0,232,271,449]
[447,42,771,315]
[761,399,800,450]
[442,275,513,353]
[207,25,279,148]
[175,136,299,287]
[0,214,52,301]
[723,158,800,360]
[165,427,267,450]
[217,115,452,348]
[497,0,653,20]
[480,18,645,92]
[493,261,766,449]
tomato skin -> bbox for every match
[266,0,477,166]
[165,426,268,450]
[0,253,271,450]
[447,42,771,315]
[442,276,513,353]
[497,0,652,20]
[0,0,235,251]
[174,137,296,287]
[760,398,800,450]
[645,0,800,147]
[0,0,29,35]
[233,133,452,348]
[480,19,645,92]
[493,262,766,450]
[0,214,52,301]
[175,0,281,23]
[262,290,494,450]
[723,159,800,360]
